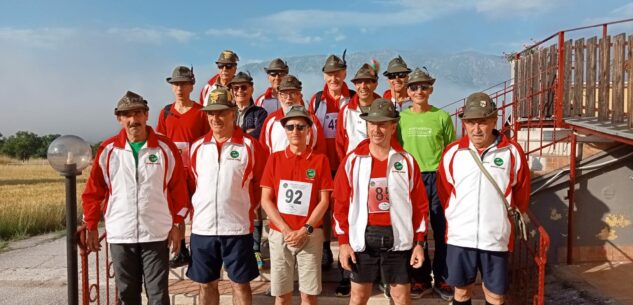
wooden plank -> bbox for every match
[531,51,540,118]
[598,35,611,121]
[518,57,525,117]
[612,33,625,123]
[573,38,585,116]
[546,44,558,117]
[539,47,548,118]
[586,37,598,117]
[521,56,528,118]
[628,35,633,128]
[512,56,519,122]
[563,39,573,117]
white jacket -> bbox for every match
[189,128,267,235]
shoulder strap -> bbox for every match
[163,104,173,120]
[467,149,528,240]
[314,91,323,113]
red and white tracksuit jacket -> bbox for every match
[335,93,381,159]
[82,127,189,244]
[333,139,428,252]
[259,108,327,155]
[382,89,413,112]
[437,132,531,252]
[307,83,354,172]
[255,87,281,115]
[199,74,222,106]
[188,128,267,236]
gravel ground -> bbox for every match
[544,273,618,305]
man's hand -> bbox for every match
[284,229,308,248]
[86,229,101,252]
[168,225,181,255]
[339,244,357,272]
[410,244,424,268]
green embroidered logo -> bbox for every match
[306,169,316,179]
[494,158,504,166]
[230,150,239,158]
[394,162,403,171]
[148,154,158,162]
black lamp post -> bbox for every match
[47,135,92,305]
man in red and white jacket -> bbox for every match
[437,92,531,305]
[82,91,189,305]
[255,58,288,115]
[187,88,267,305]
[199,50,239,106]
[382,56,413,112]
[335,63,381,159]
[334,99,428,305]
[259,74,327,155]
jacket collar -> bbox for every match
[114,126,159,149]
[457,129,509,150]
[284,145,313,160]
[351,138,405,156]
[347,92,381,110]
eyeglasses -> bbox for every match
[231,84,250,91]
[268,71,287,77]
[387,72,409,80]
[284,124,308,132]
[279,91,300,98]
[218,64,236,70]
[408,84,432,91]
[352,79,377,85]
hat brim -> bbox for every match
[277,86,302,91]
[201,104,235,112]
[265,67,289,73]
[280,115,313,126]
[458,111,497,120]
[322,66,346,73]
[359,113,400,123]
[351,76,378,83]
[407,79,436,86]
[114,104,149,115]
[166,77,195,84]
[383,68,412,76]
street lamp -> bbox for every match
[47,135,92,305]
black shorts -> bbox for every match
[445,244,509,295]
[349,226,411,284]
[186,234,259,284]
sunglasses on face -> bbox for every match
[387,72,409,80]
[218,64,236,70]
[284,124,308,132]
[408,84,432,91]
[231,84,250,91]
[268,71,287,77]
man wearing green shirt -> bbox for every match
[397,67,456,301]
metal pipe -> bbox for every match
[567,132,577,264]
[63,163,79,305]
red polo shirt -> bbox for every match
[156,102,210,168]
[367,155,391,226]
[260,147,333,231]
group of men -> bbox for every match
[82,49,531,305]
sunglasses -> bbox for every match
[268,71,287,77]
[387,72,409,80]
[284,124,308,132]
[231,84,250,91]
[408,84,432,91]
[218,64,236,69]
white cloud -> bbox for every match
[474,0,563,16]
[325,28,346,42]
[107,27,195,44]
[0,27,76,49]
[205,28,267,40]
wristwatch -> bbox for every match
[303,224,314,235]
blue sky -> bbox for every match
[1,0,632,142]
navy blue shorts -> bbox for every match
[186,234,259,284]
[445,245,509,295]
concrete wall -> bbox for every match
[530,145,633,264]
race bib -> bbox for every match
[174,142,190,168]
[277,180,313,216]
[368,178,390,214]
[323,113,338,139]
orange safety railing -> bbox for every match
[77,225,116,305]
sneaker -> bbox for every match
[335,279,351,297]
[410,282,433,299]
[433,282,454,301]
[169,249,190,268]
[255,251,265,269]
[378,283,391,299]
[322,244,334,270]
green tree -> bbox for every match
[91,141,102,156]
[1,131,41,161]
[0,132,5,152]
[35,134,61,158]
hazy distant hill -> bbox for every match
[241,49,510,103]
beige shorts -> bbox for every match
[268,228,324,296]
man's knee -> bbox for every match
[482,283,505,305]
[454,284,474,301]
[388,283,411,305]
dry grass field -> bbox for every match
[0,155,88,241]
